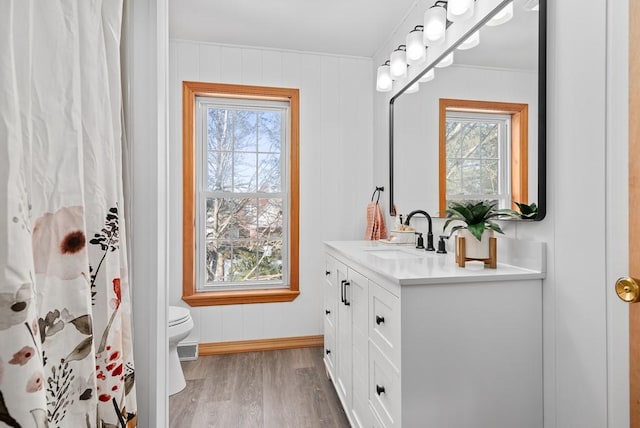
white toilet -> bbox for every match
[168,305,194,396]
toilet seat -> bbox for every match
[169,306,191,328]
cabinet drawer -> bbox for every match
[324,292,337,331]
[323,328,336,381]
[369,342,400,428]
[369,281,400,368]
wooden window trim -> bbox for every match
[438,98,529,213]
[182,81,300,306]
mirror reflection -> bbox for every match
[391,0,543,219]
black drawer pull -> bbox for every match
[344,281,351,306]
[376,384,386,396]
[375,315,385,325]
[340,280,347,303]
[325,349,331,355]
[325,309,331,315]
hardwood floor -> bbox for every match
[169,347,350,428]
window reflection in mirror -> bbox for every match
[439,99,529,213]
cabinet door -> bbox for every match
[349,268,370,428]
[335,260,352,410]
[323,256,338,380]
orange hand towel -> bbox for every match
[365,202,388,240]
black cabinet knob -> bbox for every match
[325,349,331,355]
[325,270,331,276]
[376,384,385,396]
[325,309,331,315]
[375,315,385,325]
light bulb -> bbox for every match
[447,0,475,22]
[435,52,454,68]
[423,6,446,46]
[457,31,480,50]
[405,80,419,94]
[523,0,539,11]
[390,47,407,79]
[376,63,392,92]
[406,27,426,64]
[418,68,435,83]
[487,2,514,26]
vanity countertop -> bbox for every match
[325,239,546,286]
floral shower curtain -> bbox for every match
[0,0,137,426]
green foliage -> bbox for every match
[514,201,538,219]
[443,200,519,241]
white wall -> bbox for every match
[373,0,618,426]
[168,40,374,343]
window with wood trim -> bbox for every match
[439,99,528,213]
[183,82,299,306]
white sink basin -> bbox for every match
[365,248,424,260]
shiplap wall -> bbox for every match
[168,40,373,343]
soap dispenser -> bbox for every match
[415,232,424,249]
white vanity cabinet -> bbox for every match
[324,240,545,428]
[324,255,371,428]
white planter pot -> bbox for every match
[458,229,493,259]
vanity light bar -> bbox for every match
[374,0,484,92]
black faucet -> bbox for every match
[404,210,435,251]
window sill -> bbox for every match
[183,288,300,306]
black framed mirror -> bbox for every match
[389,0,546,221]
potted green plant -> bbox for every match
[514,201,538,220]
[443,200,519,259]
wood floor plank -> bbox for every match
[169,347,350,428]
[169,379,205,428]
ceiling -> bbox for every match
[169,0,419,57]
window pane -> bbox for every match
[234,110,257,152]
[233,152,257,193]
[258,153,281,192]
[206,198,256,240]
[481,160,499,193]
[257,198,283,240]
[207,108,233,151]
[478,137,499,158]
[231,240,257,281]
[446,159,462,195]
[235,199,258,239]
[256,240,283,281]
[258,111,282,153]
[205,239,232,283]
[461,160,481,195]
[206,150,232,192]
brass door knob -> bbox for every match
[615,277,640,303]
